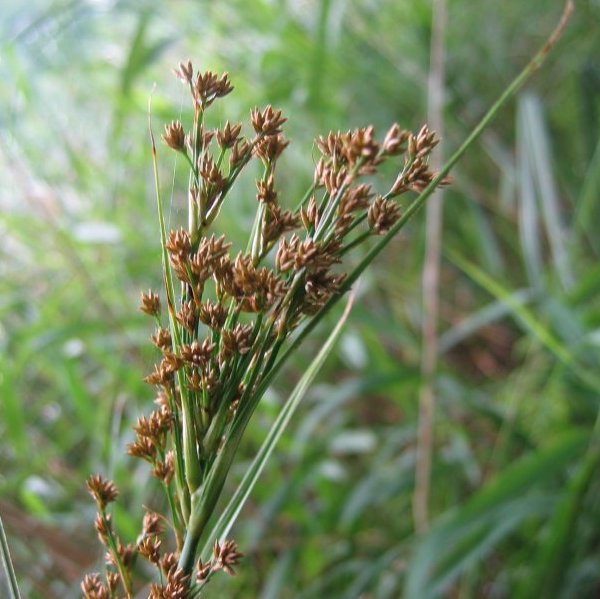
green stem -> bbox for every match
[0,515,20,599]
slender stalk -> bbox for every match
[0,515,20,599]
[414,0,447,535]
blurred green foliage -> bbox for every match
[1,0,599,597]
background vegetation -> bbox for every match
[1,0,599,597]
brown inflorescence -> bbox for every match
[83,60,448,596]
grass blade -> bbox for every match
[574,132,600,255]
[448,249,571,364]
[200,291,356,560]
[405,430,588,599]
[517,97,544,289]
[516,418,600,599]
[519,93,574,289]
[0,515,21,599]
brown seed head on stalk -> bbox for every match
[212,539,244,576]
[176,300,198,332]
[229,138,252,170]
[106,541,137,569]
[142,511,164,537]
[316,131,345,160]
[300,196,319,231]
[86,474,118,509]
[216,121,242,149]
[193,71,233,107]
[368,195,401,234]
[196,559,212,583]
[144,357,177,387]
[163,567,190,599]
[219,323,254,363]
[81,573,109,599]
[338,183,373,216]
[173,60,193,84]
[250,105,287,136]
[151,327,172,351]
[94,512,111,544]
[162,121,186,152]
[106,572,119,594]
[139,536,162,564]
[263,204,301,245]
[134,407,172,446]
[341,125,380,169]
[166,228,192,258]
[409,124,439,159]
[382,123,410,155]
[254,133,290,165]
[153,451,175,484]
[127,435,158,462]
[161,552,179,576]
[256,174,278,204]
[198,300,228,330]
[302,269,347,315]
[140,290,161,317]
[199,154,226,192]
[180,338,215,368]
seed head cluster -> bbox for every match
[83,61,448,597]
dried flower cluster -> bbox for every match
[83,61,447,597]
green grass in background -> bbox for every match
[1,0,599,597]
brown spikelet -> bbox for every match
[81,573,109,599]
[174,60,193,84]
[180,339,215,368]
[166,228,192,258]
[256,174,278,204]
[153,451,175,484]
[229,138,252,170]
[139,536,162,564]
[106,541,137,569]
[176,300,198,332]
[338,183,373,216]
[250,105,286,136]
[367,195,401,234]
[382,123,410,155]
[198,300,227,330]
[106,572,119,594]
[196,559,212,583]
[216,121,242,149]
[263,204,301,245]
[86,474,118,509]
[254,133,290,164]
[140,290,161,317]
[220,323,254,363]
[194,71,233,107]
[212,539,243,576]
[142,511,164,537]
[127,435,157,462]
[161,552,179,576]
[151,327,172,351]
[94,512,110,544]
[300,196,319,231]
[162,121,186,152]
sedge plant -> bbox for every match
[79,3,573,596]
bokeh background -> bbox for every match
[1,0,600,597]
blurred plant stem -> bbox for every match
[0,515,21,599]
[414,0,447,536]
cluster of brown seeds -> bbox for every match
[84,61,447,597]
[83,473,243,598]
